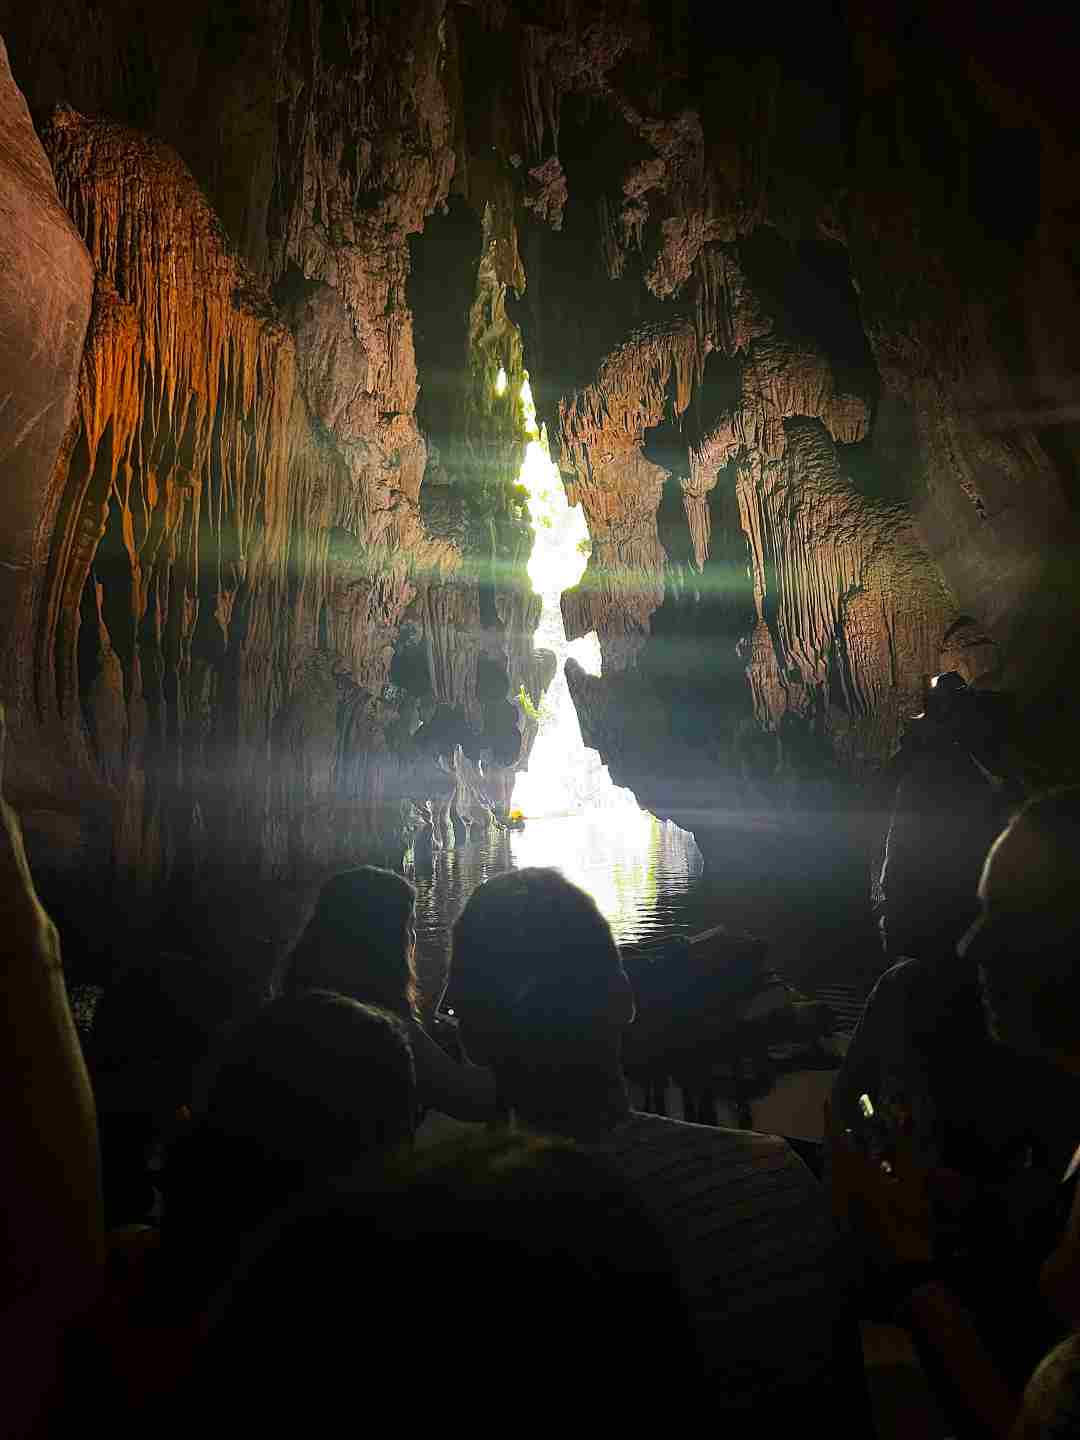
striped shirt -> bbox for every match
[586,1113,838,1410]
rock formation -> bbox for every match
[0,2,1076,973]
[0,5,541,972]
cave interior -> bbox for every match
[0,0,1078,998]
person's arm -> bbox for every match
[408,1021,497,1123]
[899,1280,1018,1439]
[827,1101,1019,1439]
[0,705,104,1433]
[830,967,897,1135]
[830,962,940,1168]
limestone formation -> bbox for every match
[0,2,1076,969]
[0,37,92,722]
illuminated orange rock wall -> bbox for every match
[0,2,1077,968]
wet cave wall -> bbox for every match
[0,2,543,980]
[0,2,1078,979]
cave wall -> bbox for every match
[507,0,1079,961]
[0,3,544,976]
[506,4,1080,771]
[0,38,93,734]
[0,2,1077,975]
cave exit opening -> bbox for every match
[509,375,637,821]
[502,375,703,941]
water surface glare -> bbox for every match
[411,812,703,999]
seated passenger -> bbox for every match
[447,867,849,1420]
[279,865,496,1123]
[834,769,1080,1379]
[832,787,1080,1438]
[837,686,1074,1246]
[162,991,414,1309]
[184,1130,701,1429]
[89,951,254,1226]
[876,675,1023,965]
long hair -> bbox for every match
[279,867,418,1021]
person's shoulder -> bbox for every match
[413,1110,484,1150]
[604,1116,830,1258]
[881,957,923,985]
[868,958,924,1002]
[609,1112,797,1173]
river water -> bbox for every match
[409,810,705,1003]
[410,379,733,998]
[408,382,709,998]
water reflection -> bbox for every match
[510,812,702,942]
[410,813,703,1003]
[408,375,703,1004]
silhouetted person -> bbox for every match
[832,787,1080,1438]
[838,674,1063,1174]
[836,763,1080,1396]
[162,991,415,1311]
[180,1130,701,1431]
[280,865,496,1122]
[973,788,1080,1327]
[877,673,1022,963]
[89,952,254,1226]
[447,867,848,1420]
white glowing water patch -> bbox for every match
[509,809,663,942]
[512,377,636,819]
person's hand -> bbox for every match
[0,702,61,963]
[825,1096,935,1266]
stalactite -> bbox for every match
[734,420,951,745]
[421,582,482,727]
[524,155,568,231]
[693,247,771,360]
[598,195,626,280]
[30,110,469,902]
[559,319,702,471]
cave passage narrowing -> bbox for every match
[509,374,635,820]
[504,375,703,940]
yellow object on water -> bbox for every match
[507,808,525,824]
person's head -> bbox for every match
[918,673,1016,765]
[280,866,418,1020]
[966,787,1080,1068]
[449,867,634,1072]
[162,992,414,1312]
[202,991,416,1169]
[1013,1333,1080,1439]
[922,670,969,725]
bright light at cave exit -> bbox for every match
[510,376,644,845]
